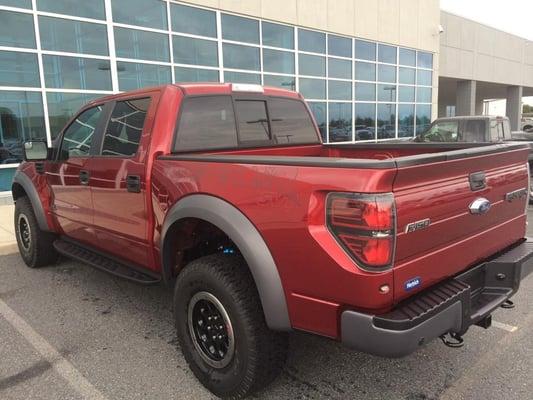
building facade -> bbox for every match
[0,0,440,193]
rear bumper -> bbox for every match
[341,238,533,357]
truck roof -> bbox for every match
[87,83,301,107]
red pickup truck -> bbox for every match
[12,83,533,399]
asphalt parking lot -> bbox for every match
[0,208,532,400]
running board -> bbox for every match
[53,239,160,285]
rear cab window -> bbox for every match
[173,95,319,152]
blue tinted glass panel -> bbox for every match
[222,14,259,44]
[0,11,35,48]
[43,55,112,90]
[377,104,396,139]
[418,52,433,69]
[263,49,294,74]
[117,62,171,91]
[170,4,216,38]
[355,62,375,81]
[355,103,376,141]
[0,51,40,87]
[328,35,351,58]
[0,0,31,8]
[416,104,432,133]
[417,87,432,103]
[40,16,108,56]
[175,67,219,83]
[111,0,167,29]
[328,58,351,80]
[0,91,45,164]
[224,71,260,84]
[378,84,397,102]
[299,54,325,77]
[299,78,325,100]
[262,22,293,49]
[354,83,376,101]
[308,102,326,141]
[298,29,326,53]
[417,69,432,86]
[328,81,351,101]
[264,75,296,91]
[399,48,416,66]
[378,44,397,64]
[47,92,100,138]
[223,44,260,71]
[399,67,415,84]
[329,103,352,142]
[115,27,168,62]
[398,104,415,137]
[399,86,415,102]
[378,64,396,83]
[37,0,105,20]
[354,40,376,61]
[174,36,218,67]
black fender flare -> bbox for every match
[161,194,291,331]
[12,171,51,232]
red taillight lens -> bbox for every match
[326,193,395,271]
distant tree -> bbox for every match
[523,104,533,114]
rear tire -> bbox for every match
[14,196,58,268]
[174,254,288,399]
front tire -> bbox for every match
[174,254,288,399]
[14,196,58,268]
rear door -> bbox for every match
[47,104,106,244]
[392,146,529,302]
[85,96,154,268]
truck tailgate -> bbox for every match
[392,146,529,303]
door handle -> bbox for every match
[126,175,141,193]
[79,170,90,185]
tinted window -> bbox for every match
[175,67,219,83]
[264,75,296,91]
[263,49,294,74]
[298,29,326,53]
[328,58,351,80]
[417,52,433,69]
[37,0,105,20]
[40,16,108,56]
[175,96,237,151]
[329,81,352,100]
[269,99,319,145]
[114,27,169,62]
[308,102,327,141]
[420,121,458,142]
[47,92,100,139]
[0,51,40,87]
[399,86,415,102]
[235,101,270,142]
[399,67,416,84]
[299,78,326,100]
[399,48,416,66]
[463,120,486,142]
[417,70,432,86]
[43,55,112,90]
[221,14,259,44]
[61,106,103,158]
[378,84,397,102]
[111,0,167,29]
[355,103,376,141]
[378,44,397,64]
[354,40,376,61]
[398,104,415,137]
[355,62,375,81]
[378,65,396,83]
[0,11,35,49]
[173,36,218,67]
[299,54,325,77]
[262,22,293,49]
[101,98,150,157]
[329,103,352,142]
[170,4,216,38]
[117,62,171,91]
[0,0,31,8]
[328,35,352,58]
[377,104,396,139]
[354,83,376,101]
[416,104,431,134]
[223,44,260,71]
[417,87,432,103]
[224,71,260,84]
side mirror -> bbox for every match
[23,141,49,161]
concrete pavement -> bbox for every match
[0,204,15,247]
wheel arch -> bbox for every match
[161,194,291,331]
[12,171,51,231]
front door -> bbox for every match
[47,104,106,244]
[85,97,153,268]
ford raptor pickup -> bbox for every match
[12,83,533,399]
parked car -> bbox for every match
[415,115,533,202]
[12,84,533,399]
[522,115,533,132]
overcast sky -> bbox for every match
[440,0,533,40]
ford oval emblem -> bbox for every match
[469,198,491,215]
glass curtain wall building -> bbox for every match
[0,0,433,184]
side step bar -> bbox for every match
[54,239,161,285]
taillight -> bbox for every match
[326,193,395,271]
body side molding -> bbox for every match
[12,171,51,231]
[161,194,291,331]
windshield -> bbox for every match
[415,121,459,142]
